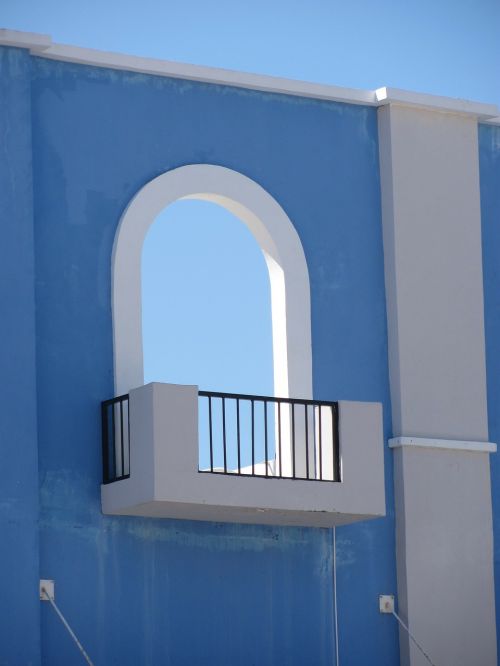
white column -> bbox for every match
[379,102,497,665]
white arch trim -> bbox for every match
[112,164,313,400]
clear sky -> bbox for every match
[2,0,499,396]
[3,0,499,104]
[142,201,274,395]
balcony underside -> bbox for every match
[104,498,379,528]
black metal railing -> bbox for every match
[101,394,130,484]
[198,391,340,482]
[101,390,341,484]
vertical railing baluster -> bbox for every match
[333,403,340,481]
[331,404,336,481]
[222,397,227,473]
[126,397,130,476]
[208,396,213,473]
[264,400,268,477]
[119,399,124,478]
[101,403,109,484]
[251,400,255,475]
[237,399,241,474]
[278,401,282,478]
[319,405,323,481]
[111,401,116,481]
[305,403,309,480]
[292,403,296,479]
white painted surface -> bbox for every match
[113,165,313,403]
[40,580,55,601]
[0,30,498,118]
[102,383,386,527]
[0,29,51,51]
[379,105,488,441]
[379,595,395,614]
[375,87,498,119]
[389,437,497,454]
[379,104,497,665]
[393,445,497,666]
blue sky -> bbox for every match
[3,0,499,104]
[3,0,499,396]
[142,201,273,394]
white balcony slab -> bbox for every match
[101,383,386,527]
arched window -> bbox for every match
[112,164,312,401]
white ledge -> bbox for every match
[0,28,373,106]
[375,87,498,119]
[42,43,375,105]
[0,28,51,51]
[389,437,497,454]
[483,116,500,126]
[0,28,498,119]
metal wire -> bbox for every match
[392,609,437,666]
[333,527,340,665]
[41,587,95,666]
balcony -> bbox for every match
[101,383,385,527]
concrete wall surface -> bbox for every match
[379,104,488,441]
[393,444,496,666]
[0,47,41,666]
[6,46,399,665]
[480,121,500,666]
[3,33,500,665]
[380,105,497,665]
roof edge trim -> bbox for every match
[376,86,498,120]
[1,29,498,118]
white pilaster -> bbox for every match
[379,104,497,665]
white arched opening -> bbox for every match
[112,164,312,402]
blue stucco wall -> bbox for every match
[1,49,398,665]
[480,122,500,665]
[0,48,41,666]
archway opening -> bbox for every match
[113,164,312,401]
[142,198,274,472]
[112,165,313,474]
[141,198,274,395]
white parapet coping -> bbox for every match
[375,86,499,120]
[0,28,51,51]
[389,436,497,453]
[1,28,498,120]
[0,29,373,106]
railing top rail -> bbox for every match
[101,394,129,407]
[102,391,338,409]
[198,389,338,408]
